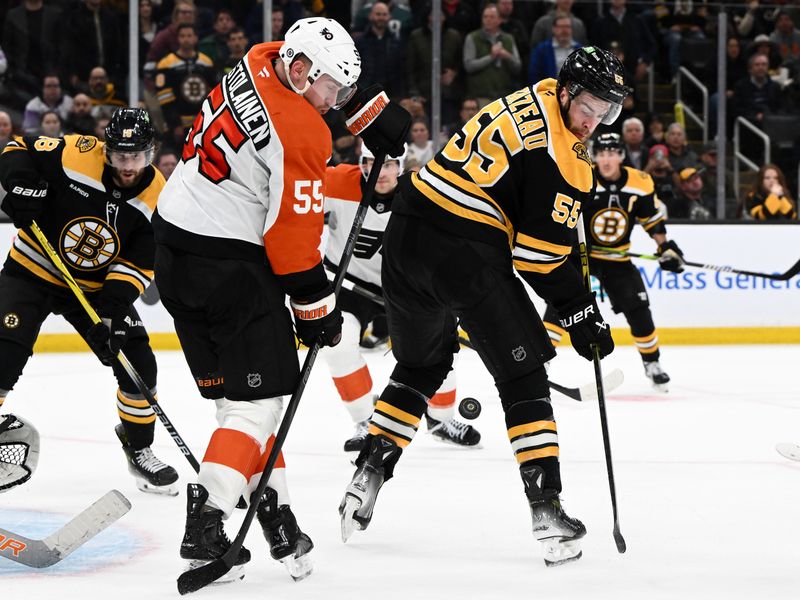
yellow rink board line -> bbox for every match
[31,327,800,353]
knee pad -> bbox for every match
[391,353,454,400]
[214,397,282,447]
[0,340,31,392]
[497,366,551,412]
[323,312,366,377]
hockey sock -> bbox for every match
[325,313,375,422]
[427,368,457,422]
[505,398,562,493]
[368,380,427,448]
[200,428,261,517]
[247,434,289,505]
[332,365,375,423]
[116,388,156,449]
[625,307,660,362]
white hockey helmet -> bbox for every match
[279,18,361,109]
[359,141,406,176]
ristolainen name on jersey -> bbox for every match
[224,61,271,150]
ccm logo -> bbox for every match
[0,534,27,556]
[11,186,45,197]
[293,306,328,320]
[560,305,594,328]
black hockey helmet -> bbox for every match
[557,46,632,125]
[105,108,155,154]
[593,132,625,156]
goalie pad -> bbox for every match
[0,414,40,493]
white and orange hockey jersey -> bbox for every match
[154,42,332,294]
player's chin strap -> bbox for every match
[576,213,627,555]
[28,222,203,475]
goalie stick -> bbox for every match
[776,443,800,461]
[593,249,800,282]
[340,281,625,401]
[0,490,131,568]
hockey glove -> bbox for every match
[557,292,614,361]
[657,240,685,273]
[290,286,343,348]
[343,84,411,159]
[1,175,47,229]
[85,312,133,366]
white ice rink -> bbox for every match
[2,343,799,600]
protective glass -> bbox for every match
[308,73,356,110]
[105,148,153,171]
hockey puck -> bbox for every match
[458,397,481,420]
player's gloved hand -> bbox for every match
[290,285,343,348]
[85,313,131,366]
[557,292,614,361]
[1,174,47,229]
[343,84,411,159]
[657,239,685,273]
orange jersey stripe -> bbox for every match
[203,428,261,477]
[325,164,362,202]
[332,365,373,402]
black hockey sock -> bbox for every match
[625,307,660,362]
[368,381,427,449]
[116,388,156,449]
[504,398,562,493]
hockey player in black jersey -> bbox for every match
[0,108,179,495]
[542,133,684,391]
[339,47,630,566]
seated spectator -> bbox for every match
[39,110,64,138]
[745,34,784,73]
[22,74,73,133]
[406,117,434,166]
[146,0,197,72]
[644,113,666,147]
[446,96,479,138]
[355,2,407,99]
[155,24,217,147]
[731,54,783,126]
[653,0,707,79]
[464,3,521,106]
[644,144,677,209]
[199,8,235,66]
[769,11,800,75]
[87,67,127,117]
[353,0,413,40]
[743,163,797,220]
[621,117,649,170]
[591,0,655,81]
[155,148,179,180]
[664,123,698,176]
[528,16,580,85]
[219,27,248,76]
[670,167,713,220]
[0,110,14,151]
[64,92,96,135]
[530,0,587,47]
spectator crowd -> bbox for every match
[1,0,799,220]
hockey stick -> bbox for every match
[29,222,200,472]
[342,280,625,402]
[177,151,390,595]
[593,248,800,281]
[577,214,626,554]
[0,489,131,568]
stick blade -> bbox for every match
[177,558,232,595]
[578,368,625,402]
[613,528,627,553]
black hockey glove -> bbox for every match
[557,292,614,361]
[1,175,47,229]
[290,285,343,348]
[85,312,133,366]
[657,240,685,273]
[343,84,411,159]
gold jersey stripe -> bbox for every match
[116,392,152,409]
[106,272,146,294]
[508,420,557,440]
[515,232,571,256]
[374,400,421,427]
[516,446,560,463]
[426,160,512,227]
[117,410,157,424]
[633,332,658,343]
[544,321,566,335]
[513,256,567,274]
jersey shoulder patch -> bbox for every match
[325,164,362,202]
[621,166,655,196]
[62,134,105,190]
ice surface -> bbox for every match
[2,344,799,599]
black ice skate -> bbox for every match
[343,419,370,457]
[115,424,179,496]
[426,414,481,448]
[521,464,586,567]
[644,360,670,392]
[339,434,402,543]
[180,483,251,584]
[256,487,314,581]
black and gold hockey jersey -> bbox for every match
[398,78,594,297]
[0,135,165,310]
[155,52,217,130]
[587,166,666,262]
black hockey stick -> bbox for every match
[30,223,201,472]
[593,248,800,281]
[176,151,389,595]
[577,215,626,554]
[0,490,130,567]
[341,280,625,402]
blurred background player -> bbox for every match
[322,143,481,458]
[339,47,625,566]
[153,17,409,583]
[542,133,684,391]
[0,108,178,495]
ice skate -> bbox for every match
[256,487,314,581]
[339,434,402,543]
[360,331,389,350]
[426,415,481,448]
[644,360,670,392]
[343,419,370,458]
[521,465,586,567]
[115,424,179,496]
[180,483,251,585]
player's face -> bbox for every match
[594,149,623,179]
[304,73,356,115]
[361,158,401,193]
[562,90,612,142]
[108,150,149,187]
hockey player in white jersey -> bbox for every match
[322,144,481,457]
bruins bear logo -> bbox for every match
[591,207,629,244]
[75,136,97,153]
[573,142,591,165]
[59,217,120,271]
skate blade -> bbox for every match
[776,443,800,461]
[650,381,669,393]
[542,538,582,567]
[134,477,179,497]
[281,553,313,581]
[183,560,245,585]
[340,494,363,543]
